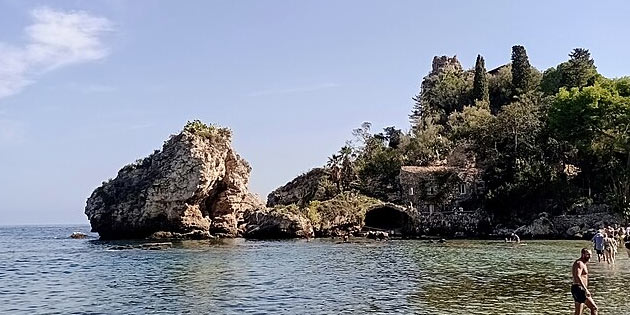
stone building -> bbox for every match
[399,165,484,215]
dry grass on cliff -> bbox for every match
[270,191,381,227]
[184,120,232,141]
[306,192,382,226]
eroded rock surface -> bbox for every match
[266,168,337,207]
[85,121,263,239]
[514,213,557,238]
[242,207,314,239]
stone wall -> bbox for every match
[399,166,483,213]
[413,211,491,237]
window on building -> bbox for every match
[458,183,466,195]
[427,185,436,195]
[409,187,414,195]
[428,204,435,214]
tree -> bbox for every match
[403,116,452,165]
[383,126,402,149]
[563,48,597,89]
[448,100,494,145]
[411,56,473,127]
[540,49,598,95]
[511,45,534,95]
[472,54,489,102]
[489,64,513,113]
[549,83,630,213]
[540,63,566,95]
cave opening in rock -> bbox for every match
[364,206,413,234]
[200,181,228,219]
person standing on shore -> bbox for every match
[572,248,598,315]
[591,231,605,262]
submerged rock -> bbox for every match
[85,121,263,239]
[366,231,389,240]
[107,242,172,250]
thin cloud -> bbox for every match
[249,83,339,97]
[58,82,117,94]
[0,7,112,99]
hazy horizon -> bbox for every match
[2,0,630,224]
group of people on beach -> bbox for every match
[590,225,630,264]
[571,226,630,315]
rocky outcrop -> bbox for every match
[85,121,263,239]
[307,192,384,236]
[69,232,88,239]
[242,207,314,239]
[266,168,337,207]
[245,192,383,238]
[511,210,626,239]
[552,212,624,239]
[430,55,462,74]
[514,213,557,238]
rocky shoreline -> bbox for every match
[85,121,627,241]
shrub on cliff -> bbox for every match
[184,120,232,141]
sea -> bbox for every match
[1,225,629,314]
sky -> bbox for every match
[1,0,629,225]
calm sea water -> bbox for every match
[0,225,629,314]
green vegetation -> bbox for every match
[322,45,630,220]
[305,192,382,230]
[183,119,232,140]
[472,55,489,103]
[272,192,381,233]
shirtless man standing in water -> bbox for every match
[572,248,598,315]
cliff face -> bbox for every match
[266,168,337,207]
[85,121,263,239]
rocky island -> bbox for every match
[85,121,388,240]
[87,45,630,240]
[85,121,263,239]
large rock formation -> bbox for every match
[266,168,337,207]
[307,192,383,236]
[514,213,557,238]
[85,121,263,239]
[513,210,625,239]
[242,207,314,239]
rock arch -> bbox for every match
[364,203,415,235]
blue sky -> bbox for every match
[1,0,629,224]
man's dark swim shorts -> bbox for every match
[571,284,587,303]
[596,249,603,255]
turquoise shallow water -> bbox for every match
[1,225,629,314]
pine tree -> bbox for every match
[511,45,533,95]
[472,54,489,102]
[563,48,596,88]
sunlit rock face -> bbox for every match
[85,121,263,239]
[266,168,336,207]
